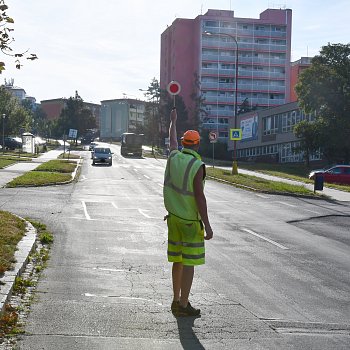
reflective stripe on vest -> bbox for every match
[164,157,197,196]
[163,149,204,221]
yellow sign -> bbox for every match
[230,128,242,140]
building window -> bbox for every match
[282,110,302,132]
[263,115,278,135]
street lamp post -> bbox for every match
[204,31,239,174]
[2,114,5,154]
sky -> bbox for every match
[3,0,350,105]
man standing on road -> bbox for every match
[163,107,213,317]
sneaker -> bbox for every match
[171,300,179,314]
[176,301,200,317]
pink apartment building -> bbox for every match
[160,8,292,140]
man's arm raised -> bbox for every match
[169,107,178,152]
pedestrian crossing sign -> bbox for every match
[230,128,242,140]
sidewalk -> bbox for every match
[0,147,71,188]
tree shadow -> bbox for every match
[175,316,205,350]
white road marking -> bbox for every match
[158,183,163,188]
[81,201,92,220]
[111,202,118,209]
[303,208,321,215]
[83,293,162,305]
[143,175,151,179]
[138,209,153,218]
[255,194,269,199]
[276,201,296,208]
[242,228,289,250]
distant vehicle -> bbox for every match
[0,137,22,150]
[309,165,350,185]
[120,133,144,157]
[89,142,98,151]
[92,147,113,166]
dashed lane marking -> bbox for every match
[242,228,289,250]
[81,201,92,220]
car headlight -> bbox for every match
[108,156,111,159]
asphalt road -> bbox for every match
[0,143,349,349]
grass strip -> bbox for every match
[0,159,17,169]
[6,171,71,187]
[0,211,26,274]
[206,167,317,196]
[34,159,76,173]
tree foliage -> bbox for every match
[0,86,32,135]
[0,0,38,73]
[296,43,350,163]
[52,92,96,139]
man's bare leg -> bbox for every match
[179,265,194,307]
[172,262,183,301]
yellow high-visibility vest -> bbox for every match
[163,148,205,221]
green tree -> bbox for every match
[0,86,31,135]
[296,43,350,163]
[293,120,323,167]
[53,92,96,140]
[141,78,161,150]
[0,0,38,73]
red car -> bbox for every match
[309,165,350,185]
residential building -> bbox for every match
[228,101,320,163]
[100,99,145,141]
[40,98,66,121]
[289,57,312,102]
[3,78,27,100]
[160,8,292,141]
[40,98,101,128]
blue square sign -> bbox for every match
[230,128,242,140]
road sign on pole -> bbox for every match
[68,129,78,139]
[209,131,217,143]
[230,128,242,140]
[167,81,181,95]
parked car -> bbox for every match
[92,147,113,166]
[309,165,350,185]
[0,137,22,150]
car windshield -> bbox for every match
[94,148,111,154]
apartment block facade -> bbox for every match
[289,57,312,102]
[100,99,145,141]
[160,8,292,141]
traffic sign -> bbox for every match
[68,128,78,139]
[230,128,242,140]
[167,81,181,95]
[209,131,217,141]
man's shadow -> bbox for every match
[176,316,205,350]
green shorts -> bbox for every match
[166,214,205,266]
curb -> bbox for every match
[0,219,37,316]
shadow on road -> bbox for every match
[176,316,205,350]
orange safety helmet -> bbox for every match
[181,130,200,146]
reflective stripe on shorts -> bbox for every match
[166,214,205,266]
